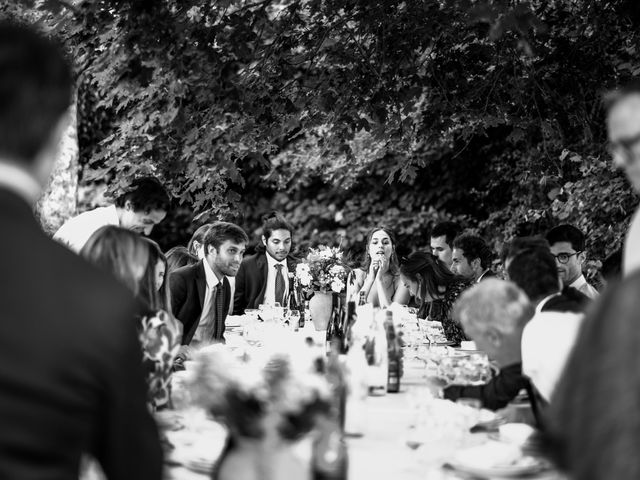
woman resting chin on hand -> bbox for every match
[353,227,410,308]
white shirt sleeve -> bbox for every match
[521,311,584,402]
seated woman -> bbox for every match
[399,251,471,345]
[165,245,198,273]
[352,227,410,307]
[81,226,182,411]
[545,271,640,479]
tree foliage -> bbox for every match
[3,0,639,265]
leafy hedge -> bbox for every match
[5,0,639,269]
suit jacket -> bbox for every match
[169,260,230,345]
[443,362,530,411]
[233,252,298,314]
[0,189,162,480]
[477,269,496,282]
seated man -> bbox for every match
[54,176,169,252]
[443,279,534,411]
[507,247,585,403]
[429,221,461,268]
[451,233,495,282]
[546,224,599,299]
[234,212,297,314]
[170,222,248,349]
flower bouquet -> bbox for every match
[295,246,348,297]
[295,246,349,330]
[188,342,332,480]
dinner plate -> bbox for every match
[445,442,551,478]
[445,457,550,478]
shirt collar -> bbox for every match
[569,275,588,291]
[0,161,41,204]
[265,252,287,269]
[535,291,560,314]
[202,258,221,289]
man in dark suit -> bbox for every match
[451,233,495,282]
[233,212,297,314]
[0,22,162,479]
[443,279,534,411]
[170,222,248,349]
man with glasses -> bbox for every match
[606,81,640,275]
[545,224,598,299]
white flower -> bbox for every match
[331,279,344,293]
[329,264,344,275]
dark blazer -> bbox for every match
[0,189,162,480]
[233,252,298,314]
[169,260,230,345]
[443,362,530,411]
[477,269,496,282]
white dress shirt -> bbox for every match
[53,205,119,253]
[263,253,289,306]
[569,274,599,299]
[192,259,221,343]
[624,207,640,277]
[521,295,584,402]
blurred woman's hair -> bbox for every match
[166,246,198,273]
[81,226,161,314]
[360,227,400,275]
[546,271,640,479]
[144,238,170,311]
[400,251,462,302]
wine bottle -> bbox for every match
[383,310,401,393]
[358,291,367,306]
[311,415,348,480]
[326,293,344,355]
[342,300,356,354]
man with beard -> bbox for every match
[430,221,461,269]
[170,221,248,350]
[234,212,297,314]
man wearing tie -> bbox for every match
[170,222,248,351]
[234,212,297,314]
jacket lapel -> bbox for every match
[195,261,207,309]
[256,254,269,304]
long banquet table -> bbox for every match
[163,318,563,480]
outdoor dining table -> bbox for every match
[163,316,563,480]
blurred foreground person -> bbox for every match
[54,176,170,252]
[400,252,470,345]
[547,271,640,479]
[444,279,535,411]
[82,227,181,410]
[0,22,162,479]
[606,81,640,276]
[353,226,410,307]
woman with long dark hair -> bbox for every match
[352,227,410,307]
[81,226,181,410]
[400,251,470,345]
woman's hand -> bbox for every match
[374,253,390,278]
